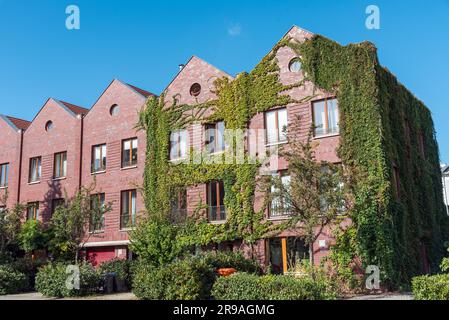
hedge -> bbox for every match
[132,251,261,300]
[211,272,336,300]
[412,274,449,300]
[0,265,28,295]
[35,262,101,297]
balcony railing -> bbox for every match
[120,214,135,230]
[209,205,226,222]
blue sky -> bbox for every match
[0,0,448,162]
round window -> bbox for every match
[190,83,202,97]
[45,121,54,132]
[289,58,302,73]
[110,104,119,116]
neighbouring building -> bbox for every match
[443,164,449,216]
[0,26,447,283]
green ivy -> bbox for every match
[138,34,449,288]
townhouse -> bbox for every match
[0,26,447,277]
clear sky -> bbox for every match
[0,0,448,162]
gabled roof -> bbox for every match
[5,116,31,130]
[126,83,156,98]
[57,100,89,115]
[162,55,234,94]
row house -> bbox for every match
[163,27,341,273]
[0,80,152,265]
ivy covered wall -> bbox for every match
[139,31,449,287]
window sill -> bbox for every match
[265,141,288,148]
[28,181,41,185]
[120,227,134,232]
[209,220,227,225]
[268,215,291,221]
[0,186,7,190]
[121,165,137,171]
[170,157,188,163]
[91,170,106,175]
[206,151,226,156]
[53,177,66,181]
[89,230,105,235]
[313,133,340,140]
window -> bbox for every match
[45,121,54,132]
[205,121,226,154]
[51,198,65,216]
[170,130,188,160]
[91,144,107,173]
[0,163,8,188]
[265,108,288,145]
[207,180,226,222]
[269,172,291,218]
[120,190,137,230]
[190,83,202,97]
[0,206,5,213]
[26,202,39,220]
[90,193,105,232]
[122,138,138,168]
[110,104,119,116]
[289,58,302,73]
[53,152,67,179]
[170,189,187,222]
[312,98,339,137]
[29,157,41,183]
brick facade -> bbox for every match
[0,26,343,270]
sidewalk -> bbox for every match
[0,292,137,300]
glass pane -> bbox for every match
[102,146,107,168]
[124,140,131,151]
[206,125,215,154]
[217,122,225,152]
[131,191,136,224]
[313,101,326,136]
[278,109,288,141]
[170,132,179,159]
[55,155,61,177]
[218,181,225,206]
[62,154,67,176]
[179,130,187,158]
[266,111,277,144]
[209,182,217,207]
[327,99,339,134]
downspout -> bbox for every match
[17,129,24,203]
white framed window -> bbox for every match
[92,144,107,173]
[170,130,188,160]
[312,98,339,137]
[265,108,288,145]
[0,163,9,187]
[122,138,138,167]
[29,157,41,183]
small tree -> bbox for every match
[49,183,112,263]
[17,219,51,254]
[270,117,349,269]
[0,193,24,258]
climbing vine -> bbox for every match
[138,34,449,287]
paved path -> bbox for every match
[345,293,414,300]
[0,292,137,300]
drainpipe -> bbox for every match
[17,129,24,203]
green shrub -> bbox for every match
[0,265,28,295]
[9,257,47,290]
[133,256,215,300]
[99,258,131,290]
[412,274,449,300]
[35,262,101,297]
[212,273,336,300]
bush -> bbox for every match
[199,251,261,274]
[9,257,47,290]
[0,265,28,295]
[133,256,214,300]
[212,273,336,300]
[412,274,449,300]
[35,262,101,297]
[98,258,131,291]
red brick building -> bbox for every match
[0,26,342,270]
